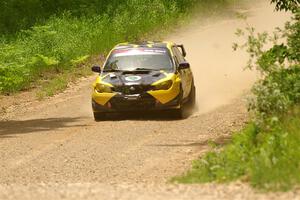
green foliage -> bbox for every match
[271,0,300,13]
[175,107,300,191]
[0,0,235,94]
[233,9,300,122]
[0,0,197,34]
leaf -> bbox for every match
[70,55,90,65]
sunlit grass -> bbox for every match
[174,106,300,191]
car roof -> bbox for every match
[114,41,175,50]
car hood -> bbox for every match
[100,71,168,86]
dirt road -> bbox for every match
[0,1,293,199]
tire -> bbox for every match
[93,112,106,121]
[174,106,185,119]
[187,84,196,109]
[174,83,196,119]
[173,86,186,119]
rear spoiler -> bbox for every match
[175,44,187,57]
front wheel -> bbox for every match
[187,84,196,109]
[174,88,188,119]
[174,84,196,119]
[93,112,106,121]
[173,106,186,119]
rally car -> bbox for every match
[91,41,196,120]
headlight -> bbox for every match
[153,80,173,90]
[95,83,113,93]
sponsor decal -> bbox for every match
[113,48,167,57]
[125,76,142,82]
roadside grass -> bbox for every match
[36,75,69,99]
[174,106,300,191]
[36,65,92,99]
[35,55,101,100]
[0,0,244,97]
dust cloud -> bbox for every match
[167,1,291,114]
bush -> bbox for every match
[233,9,300,122]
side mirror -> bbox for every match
[178,62,190,70]
[92,65,101,73]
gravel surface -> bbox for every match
[1,183,300,200]
[0,1,293,199]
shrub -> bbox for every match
[233,9,300,122]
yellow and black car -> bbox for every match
[91,41,195,120]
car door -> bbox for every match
[172,46,191,99]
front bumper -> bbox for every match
[92,93,180,113]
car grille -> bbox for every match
[110,94,156,110]
[113,85,152,95]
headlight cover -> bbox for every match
[95,83,113,93]
[153,80,173,91]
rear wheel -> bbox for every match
[93,112,106,121]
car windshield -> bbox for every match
[103,48,173,72]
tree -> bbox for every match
[271,0,300,12]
